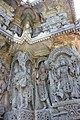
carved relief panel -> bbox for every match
[47,46,80,104]
[4,46,80,120]
[35,58,51,110]
[0,57,10,118]
[8,51,34,111]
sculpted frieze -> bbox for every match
[3,46,80,120]
[46,47,80,105]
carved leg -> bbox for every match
[46,98,51,107]
[12,89,17,110]
[12,97,17,110]
[18,89,24,109]
[64,93,69,100]
[42,98,51,109]
[43,101,47,109]
[24,94,28,109]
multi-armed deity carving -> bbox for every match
[47,46,80,105]
[9,52,34,110]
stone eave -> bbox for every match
[0,22,80,45]
[0,0,77,45]
[0,27,13,41]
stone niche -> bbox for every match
[2,46,80,120]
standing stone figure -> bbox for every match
[22,63,34,110]
[11,57,34,110]
[71,58,80,99]
[49,63,60,104]
[37,62,50,108]
[56,57,73,100]
[0,58,9,110]
[11,61,25,109]
[0,77,7,105]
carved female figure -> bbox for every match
[37,62,50,108]
[22,63,34,110]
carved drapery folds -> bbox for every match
[48,46,80,104]
[8,51,34,110]
[3,46,80,120]
[35,58,51,109]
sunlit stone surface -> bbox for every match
[0,0,80,120]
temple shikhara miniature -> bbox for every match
[0,0,80,120]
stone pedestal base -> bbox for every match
[50,99,80,120]
[0,105,4,120]
[4,99,80,120]
[4,110,34,120]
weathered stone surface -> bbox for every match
[0,57,10,119]
[2,46,80,120]
[4,110,34,120]
[8,51,34,110]
[4,99,80,120]
[0,0,80,120]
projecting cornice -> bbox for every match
[0,22,80,45]
[12,22,80,44]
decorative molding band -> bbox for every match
[0,22,80,44]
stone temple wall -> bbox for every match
[1,46,80,120]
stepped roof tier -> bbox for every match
[0,0,79,44]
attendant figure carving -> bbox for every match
[49,63,60,104]
[71,57,80,99]
[37,62,50,108]
[56,56,73,100]
[23,63,34,110]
